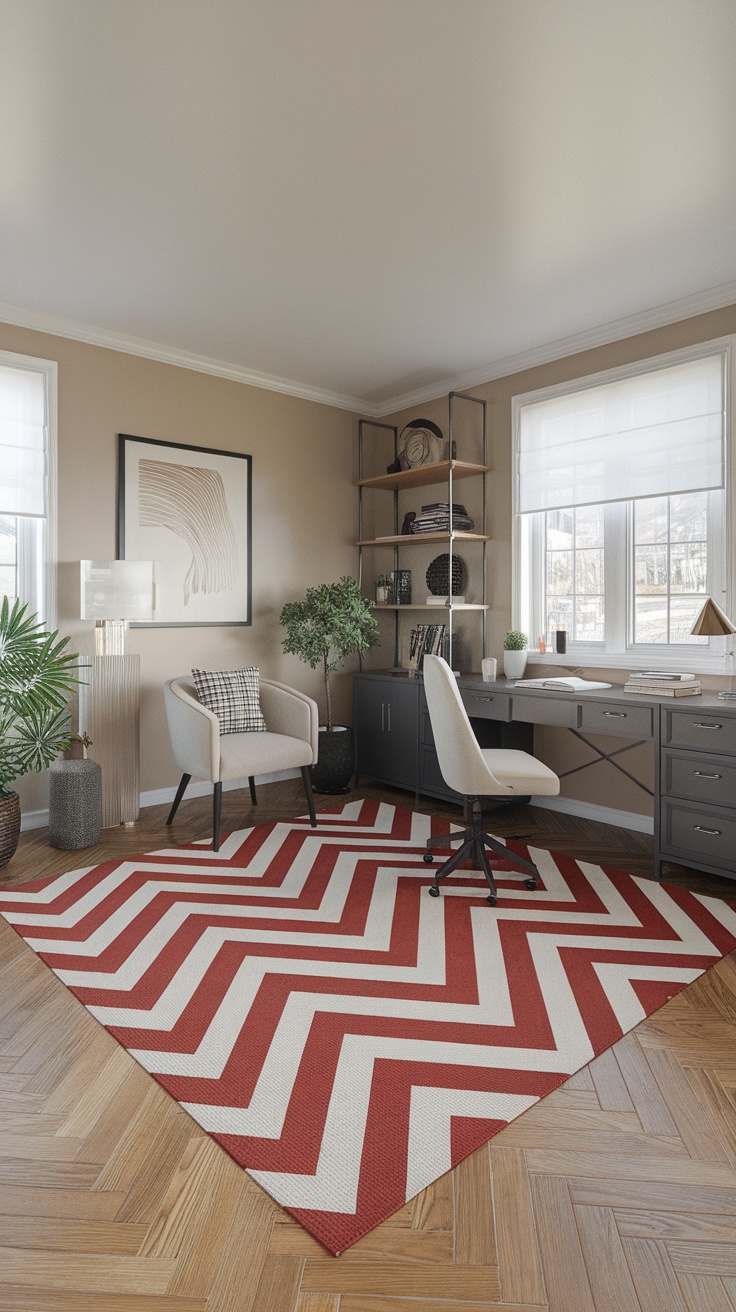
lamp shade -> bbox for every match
[80,560,154,621]
[690,596,736,637]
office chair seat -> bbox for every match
[422,655,560,905]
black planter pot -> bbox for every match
[310,726,355,794]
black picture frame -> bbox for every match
[118,433,252,627]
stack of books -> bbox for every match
[624,672,701,697]
[411,503,475,534]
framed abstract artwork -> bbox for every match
[118,434,252,627]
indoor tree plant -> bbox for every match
[503,629,529,679]
[280,576,379,792]
[0,597,80,869]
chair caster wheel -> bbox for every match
[428,885,440,898]
[525,878,537,890]
[486,894,497,906]
[423,851,434,864]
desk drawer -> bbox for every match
[580,701,654,739]
[511,695,579,728]
[461,690,511,722]
[661,797,736,874]
[664,710,736,755]
[662,749,736,808]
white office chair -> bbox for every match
[422,655,560,904]
[163,676,319,851]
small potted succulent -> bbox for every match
[503,629,529,679]
[280,577,379,792]
[0,597,80,869]
[375,574,391,605]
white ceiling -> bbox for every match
[1,0,735,413]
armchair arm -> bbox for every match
[260,680,319,761]
[163,678,220,783]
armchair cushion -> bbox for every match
[192,667,266,734]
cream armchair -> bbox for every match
[163,676,319,850]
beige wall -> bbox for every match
[383,303,736,818]
[0,323,357,813]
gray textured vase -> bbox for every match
[49,758,103,850]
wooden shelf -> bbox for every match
[372,603,489,611]
[358,460,490,492]
[357,531,490,546]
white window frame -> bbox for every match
[0,349,58,626]
[512,337,734,672]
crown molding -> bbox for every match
[0,300,372,415]
[2,277,736,422]
[371,278,736,416]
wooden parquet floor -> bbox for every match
[2,779,736,1311]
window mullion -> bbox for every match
[604,501,627,653]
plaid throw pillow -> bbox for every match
[191,667,267,734]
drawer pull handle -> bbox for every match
[694,770,721,779]
[694,722,722,729]
[471,696,494,702]
[604,711,627,718]
[693,824,721,836]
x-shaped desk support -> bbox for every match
[557,728,654,798]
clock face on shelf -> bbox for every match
[398,419,444,469]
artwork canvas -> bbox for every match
[118,435,252,626]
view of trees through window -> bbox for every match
[543,492,708,647]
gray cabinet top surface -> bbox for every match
[355,669,736,715]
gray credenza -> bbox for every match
[354,670,736,882]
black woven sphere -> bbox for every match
[426,553,465,596]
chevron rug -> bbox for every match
[1,798,735,1255]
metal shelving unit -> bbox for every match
[357,391,489,669]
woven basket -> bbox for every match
[426,553,465,597]
[0,791,21,871]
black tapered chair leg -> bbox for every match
[476,839,499,904]
[301,766,317,828]
[482,831,539,879]
[212,782,223,852]
[249,776,257,806]
[166,773,191,826]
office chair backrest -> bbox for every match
[423,655,513,796]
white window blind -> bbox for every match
[0,364,48,517]
[517,352,725,515]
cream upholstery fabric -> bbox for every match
[423,656,559,798]
[164,676,318,785]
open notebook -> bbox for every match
[515,677,613,692]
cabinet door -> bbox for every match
[354,679,418,789]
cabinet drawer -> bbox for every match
[580,701,653,739]
[661,798,736,874]
[461,690,511,722]
[511,695,579,728]
[662,749,736,808]
[664,710,736,755]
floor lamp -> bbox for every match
[690,596,736,701]
[80,560,153,825]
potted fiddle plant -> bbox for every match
[0,597,79,869]
[503,629,529,679]
[280,576,379,792]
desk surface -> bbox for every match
[360,668,735,714]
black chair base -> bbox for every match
[424,796,539,905]
[165,765,317,853]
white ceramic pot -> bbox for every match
[503,648,528,679]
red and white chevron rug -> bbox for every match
[2,798,735,1254]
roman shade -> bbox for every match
[0,364,48,518]
[516,352,726,515]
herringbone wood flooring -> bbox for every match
[2,779,736,1311]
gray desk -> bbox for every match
[353,671,736,882]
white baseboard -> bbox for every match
[21,777,653,838]
[19,768,302,832]
[532,794,654,835]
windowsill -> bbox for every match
[527,649,732,675]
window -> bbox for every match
[514,344,730,668]
[0,352,57,623]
